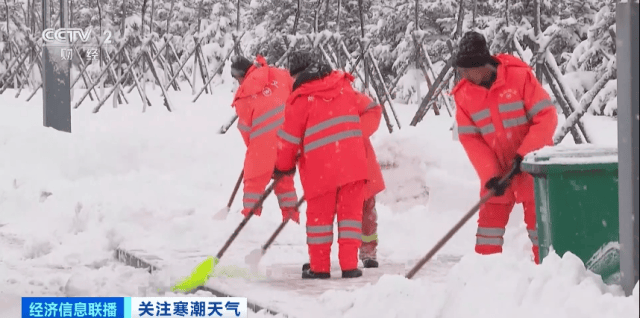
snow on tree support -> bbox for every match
[192,31,246,103]
[0,39,35,93]
[409,55,456,126]
[366,48,402,130]
[511,37,585,145]
[553,57,616,145]
[411,0,443,117]
[333,35,396,133]
[92,36,174,113]
[72,39,129,109]
[616,0,639,298]
[124,38,187,95]
[42,0,71,133]
[162,36,206,94]
[515,32,592,145]
[412,31,454,117]
[327,3,400,133]
[168,39,196,89]
[0,43,32,94]
[0,38,40,93]
[149,39,180,92]
[541,65,585,145]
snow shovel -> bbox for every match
[171,178,280,293]
[212,169,244,220]
[405,165,519,279]
[219,114,238,134]
[245,196,306,268]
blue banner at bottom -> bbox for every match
[22,297,125,318]
[22,297,248,318]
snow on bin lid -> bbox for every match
[524,145,618,165]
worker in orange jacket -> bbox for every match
[230,55,300,223]
[274,51,381,279]
[452,31,558,264]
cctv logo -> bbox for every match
[42,28,112,44]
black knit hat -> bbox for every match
[288,50,315,76]
[231,55,253,78]
[455,31,492,68]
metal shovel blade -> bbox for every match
[244,248,264,269]
[212,206,230,220]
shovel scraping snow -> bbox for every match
[213,170,244,220]
[245,197,306,270]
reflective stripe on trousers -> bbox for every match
[362,233,378,243]
[306,225,333,244]
[476,227,539,248]
[360,196,378,260]
[476,226,506,247]
[276,191,298,208]
[242,192,262,209]
[338,220,362,241]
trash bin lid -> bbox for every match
[521,145,618,175]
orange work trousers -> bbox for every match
[476,199,539,264]
[242,172,298,217]
[305,180,365,273]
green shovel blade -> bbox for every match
[171,256,220,293]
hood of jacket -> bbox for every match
[288,67,355,104]
[233,55,271,103]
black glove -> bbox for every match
[272,167,296,179]
[512,154,524,175]
[485,176,510,196]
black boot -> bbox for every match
[302,263,310,271]
[302,268,330,279]
[342,268,363,278]
[362,259,379,268]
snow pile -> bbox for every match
[318,252,639,318]
[373,112,476,214]
[368,114,485,261]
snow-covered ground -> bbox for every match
[0,79,637,318]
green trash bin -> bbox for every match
[521,145,620,284]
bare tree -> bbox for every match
[141,0,148,37]
[414,0,419,30]
[150,0,155,35]
[292,0,301,34]
[455,0,465,39]
[196,0,204,33]
[471,0,477,29]
[505,0,510,26]
[3,0,9,48]
[97,0,102,39]
[166,0,176,63]
[533,0,542,80]
[323,0,330,31]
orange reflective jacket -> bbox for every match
[232,55,294,180]
[452,54,558,203]
[275,71,378,199]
